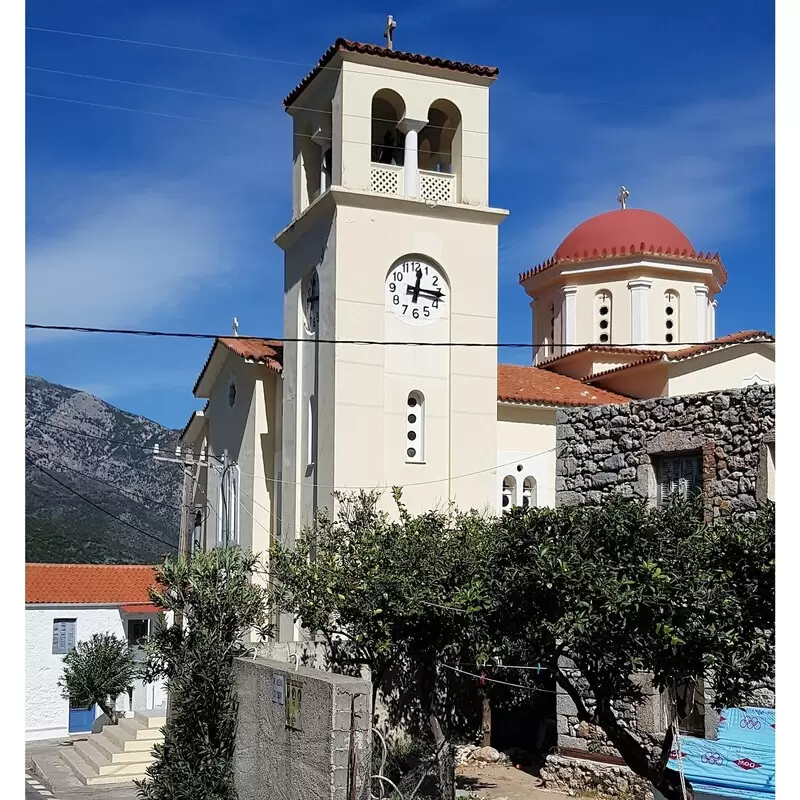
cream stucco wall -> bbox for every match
[667,346,775,396]
[528,261,722,364]
[26,607,166,741]
[496,405,557,510]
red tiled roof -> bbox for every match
[584,331,774,382]
[217,338,283,372]
[26,564,157,605]
[283,38,499,107]
[519,245,727,284]
[192,337,283,397]
[498,364,630,407]
[538,344,654,370]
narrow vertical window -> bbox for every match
[52,619,77,654]
[406,391,425,463]
[308,394,317,467]
[321,148,332,193]
[501,476,516,511]
[665,290,680,344]
[596,291,612,344]
[548,303,555,356]
[522,476,537,508]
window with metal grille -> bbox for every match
[656,454,702,506]
[52,618,77,655]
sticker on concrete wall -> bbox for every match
[286,680,303,731]
[272,674,285,706]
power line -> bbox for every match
[26,416,192,458]
[25,454,178,550]
[25,323,725,349]
[25,25,687,112]
[26,451,181,512]
[25,92,214,122]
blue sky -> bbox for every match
[25,0,775,430]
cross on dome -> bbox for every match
[617,186,630,210]
[384,15,396,51]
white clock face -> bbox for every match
[384,258,447,326]
[304,270,319,334]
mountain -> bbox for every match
[26,376,182,564]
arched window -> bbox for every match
[501,476,516,511]
[665,290,680,344]
[419,99,462,175]
[596,290,612,344]
[548,303,555,356]
[371,89,406,166]
[522,477,537,509]
[321,148,332,193]
[406,391,425,463]
[307,394,317,467]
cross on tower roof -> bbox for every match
[617,186,630,210]
[384,15,396,51]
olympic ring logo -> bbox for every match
[740,717,762,729]
[701,752,725,765]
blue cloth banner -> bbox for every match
[668,706,775,800]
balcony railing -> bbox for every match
[369,164,458,204]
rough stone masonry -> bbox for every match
[555,385,775,518]
[542,385,775,798]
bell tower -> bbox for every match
[275,34,508,542]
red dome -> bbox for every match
[554,209,694,260]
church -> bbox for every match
[179,36,774,617]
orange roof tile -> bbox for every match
[283,39,499,107]
[584,331,774,383]
[497,364,630,407]
[26,564,158,605]
[217,338,283,372]
[538,344,657,370]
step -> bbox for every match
[81,732,157,765]
[117,717,165,740]
[134,709,167,729]
[71,738,155,778]
[103,723,159,752]
[61,747,143,786]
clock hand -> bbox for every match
[416,287,445,300]
[405,269,422,304]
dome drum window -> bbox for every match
[665,291,679,344]
[595,291,612,345]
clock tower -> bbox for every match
[275,37,508,540]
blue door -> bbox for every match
[68,702,95,733]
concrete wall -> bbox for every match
[234,657,372,800]
[667,346,774,396]
[26,606,167,741]
[496,404,557,510]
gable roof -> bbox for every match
[193,337,283,397]
[26,564,157,605]
[498,363,630,407]
[584,330,774,383]
[283,38,499,107]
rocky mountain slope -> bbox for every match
[25,376,182,564]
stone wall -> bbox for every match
[555,385,775,519]
[234,656,372,800]
[540,754,654,800]
[551,385,775,787]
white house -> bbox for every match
[177,36,775,643]
[25,563,167,741]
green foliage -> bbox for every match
[136,547,272,800]
[271,490,495,800]
[58,632,138,723]
[492,496,774,798]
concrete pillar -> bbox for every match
[398,117,427,198]
[562,286,578,354]
[695,285,709,342]
[628,279,653,346]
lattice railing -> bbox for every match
[370,164,403,196]
[419,170,456,204]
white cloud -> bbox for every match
[497,89,774,276]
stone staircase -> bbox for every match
[61,709,166,786]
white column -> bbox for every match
[398,117,427,198]
[709,299,717,340]
[562,286,578,354]
[628,279,653,346]
[695,285,709,342]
